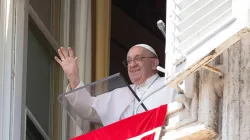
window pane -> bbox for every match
[26,116,46,140]
[26,28,52,136]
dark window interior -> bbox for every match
[110,0,166,83]
[26,116,45,140]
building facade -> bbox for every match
[1,0,250,140]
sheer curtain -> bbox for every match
[66,0,111,138]
[68,0,92,138]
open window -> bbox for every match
[165,0,250,89]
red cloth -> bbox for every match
[71,104,167,140]
[141,133,156,140]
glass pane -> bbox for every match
[26,28,52,136]
[29,0,51,31]
[26,116,46,140]
[58,73,137,134]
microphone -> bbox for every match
[157,20,166,38]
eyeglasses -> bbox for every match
[122,56,156,67]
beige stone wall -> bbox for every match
[217,34,250,140]
[161,32,250,140]
[196,34,250,140]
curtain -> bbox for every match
[92,0,111,81]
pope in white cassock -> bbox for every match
[55,44,175,126]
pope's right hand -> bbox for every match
[54,47,80,89]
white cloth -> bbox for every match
[120,74,174,119]
[66,74,175,126]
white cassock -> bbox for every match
[66,74,175,126]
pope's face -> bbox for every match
[126,46,156,85]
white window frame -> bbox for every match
[0,0,65,139]
[0,0,29,140]
[27,3,62,140]
[26,107,50,140]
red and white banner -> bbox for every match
[71,104,167,140]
